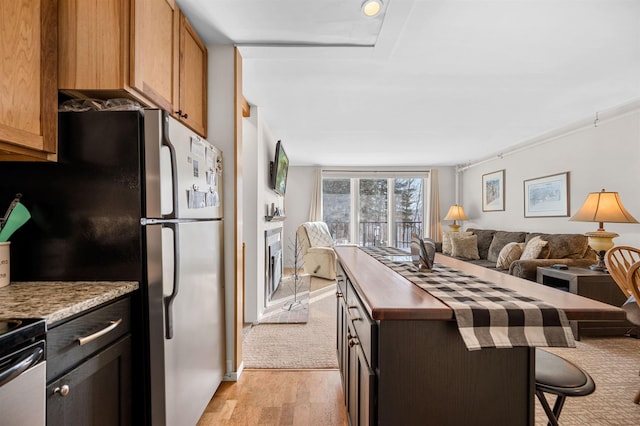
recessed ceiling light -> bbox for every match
[362,0,382,17]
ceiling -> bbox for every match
[176,0,640,167]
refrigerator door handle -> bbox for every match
[163,222,180,339]
[161,111,179,220]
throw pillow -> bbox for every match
[467,228,497,259]
[442,231,472,255]
[520,236,548,261]
[451,235,480,260]
[496,242,525,270]
[487,231,527,262]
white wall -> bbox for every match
[282,166,316,268]
[242,106,283,322]
[208,46,237,377]
[459,103,640,246]
[242,107,259,323]
[437,167,457,232]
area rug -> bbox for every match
[259,274,310,324]
[242,281,338,369]
[535,336,640,425]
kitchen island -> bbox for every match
[335,246,625,426]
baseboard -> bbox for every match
[223,361,244,382]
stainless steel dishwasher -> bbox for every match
[0,318,46,426]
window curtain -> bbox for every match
[308,168,323,221]
[428,169,442,241]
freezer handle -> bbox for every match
[161,112,179,219]
[163,222,180,339]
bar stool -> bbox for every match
[535,348,595,426]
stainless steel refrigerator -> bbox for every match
[0,109,225,426]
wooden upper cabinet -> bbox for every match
[0,0,58,161]
[178,13,207,137]
[58,0,207,137]
[130,0,179,113]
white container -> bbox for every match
[0,242,10,288]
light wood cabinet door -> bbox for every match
[58,0,207,137]
[0,0,57,160]
[130,0,179,112]
[178,12,207,137]
[58,0,126,90]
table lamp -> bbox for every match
[443,204,469,232]
[570,189,638,271]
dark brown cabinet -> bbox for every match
[336,262,376,426]
[335,264,348,403]
[346,320,375,426]
[46,336,132,426]
[46,296,134,426]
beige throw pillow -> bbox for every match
[496,242,525,270]
[520,236,548,261]
[451,235,480,260]
[442,231,473,255]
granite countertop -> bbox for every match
[0,281,139,325]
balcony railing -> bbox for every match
[325,221,422,250]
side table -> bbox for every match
[536,266,634,339]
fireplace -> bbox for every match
[265,228,283,301]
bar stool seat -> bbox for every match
[535,348,595,426]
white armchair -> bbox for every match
[296,222,337,280]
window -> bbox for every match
[322,171,429,250]
[322,178,351,244]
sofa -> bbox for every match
[439,228,596,281]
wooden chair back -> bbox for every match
[604,246,640,297]
[627,260,640,309]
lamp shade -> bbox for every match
[570,189,638,227]
[570,189,638,271]
[443,205,469,221]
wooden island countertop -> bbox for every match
[335,246,626,322]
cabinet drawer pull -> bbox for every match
[349,337,360,347]
[78,319,123,346]
[336,292,343,298]
[348,305,362,321]
[54,384,70,397]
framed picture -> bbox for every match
[523,172,569,217]
[482,170,505,211]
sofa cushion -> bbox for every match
[442,231,473,255]
[467,228,497,259]
[525,233,550,258]
[496,242,525,270]
[520,236,548,260]
[487,231,527,262]
[542,234,590,259]
[451,235,480,260]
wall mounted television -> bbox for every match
[270,140,289,196]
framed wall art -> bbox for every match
[523,172,569,217]
[482,169,505,211]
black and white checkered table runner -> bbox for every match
[362,247,575,351]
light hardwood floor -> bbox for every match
[197,369,348,425]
